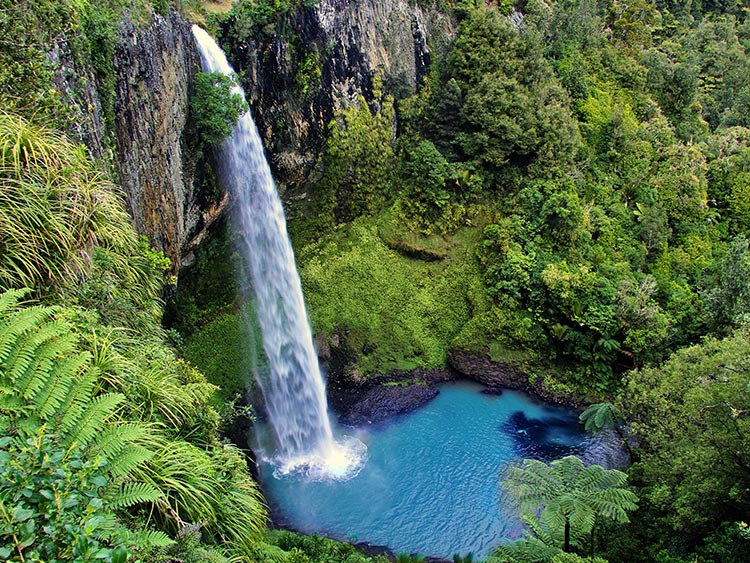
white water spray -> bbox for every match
[191,26,365,480]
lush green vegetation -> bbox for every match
[3,0,750,562]
[278,0,750,394]
[298,217,482,373]
[189,71,247,157]
[0,110,271,562]
[279,1,750,561]
[169,1,750,559]
[0,9,383,558]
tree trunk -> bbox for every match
[564,518,570,552]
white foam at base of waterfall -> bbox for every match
[263,436,369,482]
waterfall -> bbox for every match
[191,26,364,479]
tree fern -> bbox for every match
[504,456,638,553]
[578,403,622,433]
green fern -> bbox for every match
[504,456,638,554]
[117,527,174,549]
[106,444,155,478]
[94,421,153,460]
[61,392,125,448]
[107,481,163,510]
[0,290,160,485]
[578,403,622,433]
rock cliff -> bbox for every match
[51,9,222,271]
[220,0,455,191]
[113,10,218,270]
[53,2,455,271]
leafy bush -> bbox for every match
[313,96,396,227]
[189,71,247,156]
[1,429,136,563]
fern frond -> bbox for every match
[94,422,152,460]
[0,305,54,367]
[55,369,98,432]
[106,445,155,478]
[107,481,163,510]
[9,322,74,395]
[32,352,91,418]
[118,527,174,549]
[61,392,124,449]
[0,288,29,314]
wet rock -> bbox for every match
[338,384,439,426]
[447,349,585,409]
[221,0,456,191]
[113,10,211,271]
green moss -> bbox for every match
[297,215,489,376]
[183,301,267,401]
[164,217,240,334]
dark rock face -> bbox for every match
[113,10,221,270]
[338,383,439,426]
[221,0,455,192]
[50,10,225,271]
[447,349,584,408]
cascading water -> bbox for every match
[191,26,365,479]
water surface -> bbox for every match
[256,381,609,558]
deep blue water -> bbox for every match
[255,381,600,559]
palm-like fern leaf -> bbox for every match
[107,481,164,510]
[94,421,152,460]
[504,455,638,552]
[32,354,92,418]
[579,402,622,433]
[61,392,125,449]
[116,528,174,549]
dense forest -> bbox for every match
[1,0,749,562]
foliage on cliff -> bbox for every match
[189,71,247,157]
[282,0,750,394]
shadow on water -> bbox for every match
[503,411,584,461]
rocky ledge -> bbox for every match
[326,349,586,427]
[328,365,454,426]
[338,383,439,426]
[447,349,585,409]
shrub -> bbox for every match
[189,71,246,156]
